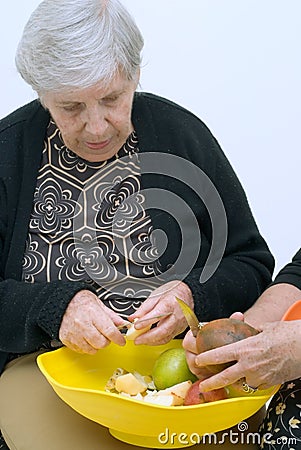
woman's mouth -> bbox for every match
[85,139,111,150]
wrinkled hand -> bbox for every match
[194,320,301,391]
[182,331,214,380]
[128,280,194,345]
[59,290,127,354]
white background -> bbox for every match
[1,1,300,274]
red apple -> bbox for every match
[184,380,228,405]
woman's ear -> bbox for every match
[38,93,47,109]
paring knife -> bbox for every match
[175,296,205,337]
[117,312,173,330]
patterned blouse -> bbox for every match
[22,120,162,318]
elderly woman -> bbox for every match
[0,0,273,449]
[184,249,301,449]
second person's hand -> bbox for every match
[193,320,301,391]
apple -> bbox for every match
[184,380,228,405]
[152,348,197,390]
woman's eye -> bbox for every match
[62,104,82,112]
[103,96,118,104]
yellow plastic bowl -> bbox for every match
[37,339,278,448]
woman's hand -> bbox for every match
[182,331,214,380]
[127,280,194,345]
[193,320,301,391]
[59,290,127,354]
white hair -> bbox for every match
[15,0,144,94]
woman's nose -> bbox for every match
[84,107,108,135]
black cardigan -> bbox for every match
[0,92,274,372]
[272,248,301,289]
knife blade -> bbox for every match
[175,297,200,337]
[117,312,173,330]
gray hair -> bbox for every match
[15,0,144,94]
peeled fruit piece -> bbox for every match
[152,348,197,390]
[196,318,259,374]
[144,393,183,407]
[162,380,193,399]
[143,381,192,406]
[114,372,148,395]
[184,380,228,406]
[126,319,151,340]
[105,367,127,391]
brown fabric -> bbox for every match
[0,352,145,450]
[0,351,265,449]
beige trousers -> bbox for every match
[0,352,263,450]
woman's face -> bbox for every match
[42,72,139,162]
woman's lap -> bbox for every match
[0,352,146,450]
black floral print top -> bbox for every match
[259,378,301,449]
[22,120,162,318]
